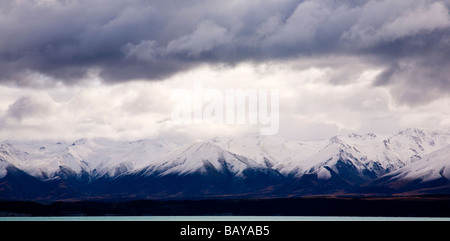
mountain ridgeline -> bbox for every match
[1,128,450,201]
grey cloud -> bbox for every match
[7,95,54,121]
[341,1,450,48]
[370,26,450,105]
[374,53,450,106]
[0,0,449,105]
[124,40,160,62]
[166,20,235,58]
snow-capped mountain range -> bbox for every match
[1,128,450,200]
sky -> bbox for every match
[0,0,450,142]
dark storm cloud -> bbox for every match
[0,0,449,105]
[370,28,450,105]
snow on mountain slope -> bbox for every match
[0,140,83,180]
[0,138,177,180]
[0,143,21,178]
[148,140,267,177]
[339,133,404,171]
[1,128,450,189]
[375,144,450,189]
[279,129,450,181]
[209,129,450,183]
[244,134,395,182]
[211,136,272,166]
[67,138,177,178]
[2,128,450,200]
[270,135,387,185]
[386,128,450,165]
[211,136,323,169]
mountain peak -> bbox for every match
[152,139,265,177]
[329,136,342,143]
[186,139,220,150]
